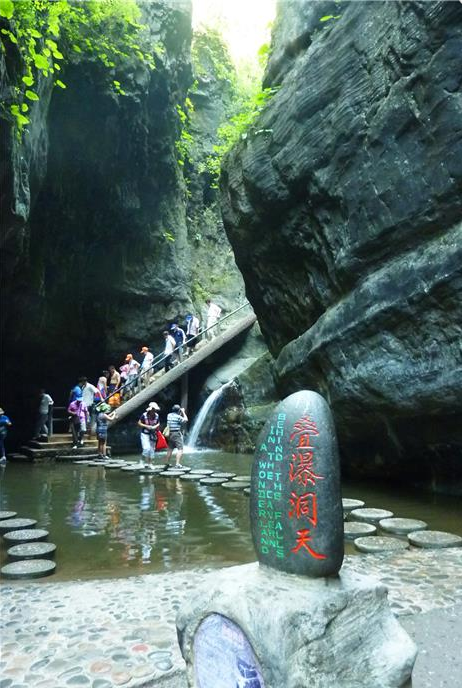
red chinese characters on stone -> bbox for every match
[289,491,318,524]
[288,415,326,560]
[292,529,327,559]
[289,452,324,487]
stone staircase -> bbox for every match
[9,433,109,463]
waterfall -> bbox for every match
[187,381,233,450]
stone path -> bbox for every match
[1,548,461,688]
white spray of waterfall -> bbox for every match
[187,381,233,450]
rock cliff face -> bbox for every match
[0,2,251,440]
[221,1,462,492]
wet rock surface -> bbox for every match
[1,549,461,688]
[221,0,462,492]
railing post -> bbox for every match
[181,373,189,411]
[48,407,54,437]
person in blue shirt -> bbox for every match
[69,378,84,402]
[170,323,186,362]
[0,408,12,463]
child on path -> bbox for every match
[95,403,116,459]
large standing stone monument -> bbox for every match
[251,390,343,576]
[177,391,417,688]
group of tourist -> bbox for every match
[0,300,222,463]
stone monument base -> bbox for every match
[176,563,416,688]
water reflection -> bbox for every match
[1,452,461,582]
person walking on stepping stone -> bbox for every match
[138,402,160,466]
[164,404,188,468]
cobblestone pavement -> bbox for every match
[1,548,461,688]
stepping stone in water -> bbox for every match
[8,541,56,560]
[3,528,49,544]
[189,469,214,475]
[200,477,226,485]
[180,473,204,481]
[87,461,106,467]
[104,463,125,469]
[211,472,236,479]
[243,487,250,496]
[343,522,377,540]
[408,530,462,549]
[0,511,17,520]
[223,481,250,491]
[354,536,409,553]
[121,465,141,472]
[232,475,251,482]
[379,518,428,535]
[1,558,56,579]
[140,468,163,475]
[349,508,394,524]
[0,518,37,534]
[160,471,183,478]
[342,498,365,512]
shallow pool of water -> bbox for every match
[1,451,460,581]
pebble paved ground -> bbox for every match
[1,548,461,688]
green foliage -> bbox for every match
[175,99,195,167]
[202,85,278,187]
[320,14,342,22]
[1,0,157,133]
[163,230,175,243]
[191,27,233,84]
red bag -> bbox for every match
[156,430,168,450]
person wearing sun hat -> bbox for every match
[95,403,116,459]
[137,401,160,466]
[140,346,154,389]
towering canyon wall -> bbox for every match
[0,2,249,438]
[221,0,462,492]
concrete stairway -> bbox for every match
[111,310,257,424]
[10,433,110,463]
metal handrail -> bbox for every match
[103,301,252,405]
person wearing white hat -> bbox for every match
[137,402,160,466]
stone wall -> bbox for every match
[221,1,462,492]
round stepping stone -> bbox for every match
[354,536,409,553]
[211,472,236,479]
[1,558,56,579]
[121,465,141,472]
[349,508,394,524]
[160,471,183,477]
[0,511,17,520]
[0,518,37,534]
[73,460,91,465]
[166,467,189,474]
[243,487,250,496]
[342,498,365,512]
[140,468,163,475]
[408,530,462,549]
[200,477,226,485]
[180,473,204,481]
[344,522,377,540]
[87,461,106,467]
[8,542,56,560]
[172,466,191,472]
[189,469,214,475]
[222,481,250,490]
[104,463,125,469]
[232,475,251,482]
[3,528,49,544]
[379,518,428,535]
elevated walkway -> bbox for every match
[111,310,256,424]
